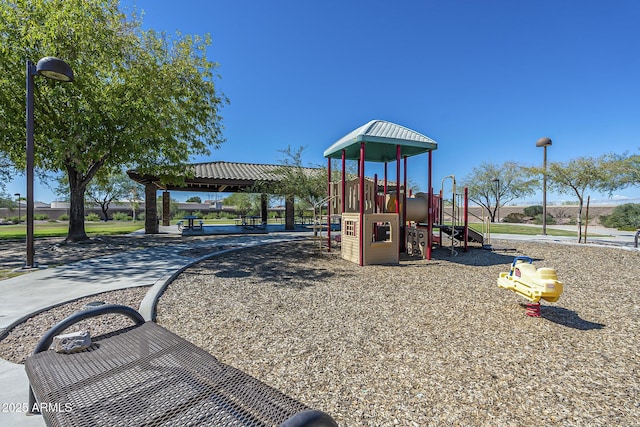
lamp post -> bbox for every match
[536,137,552,236]
[25,57,74,268]
[14,193,21,223]
[491,177,500,223]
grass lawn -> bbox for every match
[0,219,594,240]
[0,221,144,240]
[468,222,601,237]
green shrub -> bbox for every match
[112,212,132,221]
[502,212,525,223]
[533,213,556,225]
[58,214,69,221]
[34,213,49,220]
[599,203,640,230]
[523,205,543,217]
[9,216,20,224]
[85,213,101,222]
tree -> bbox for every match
[534,156,611,242]
[86,172,136,220]
[186,196,202,203]
[265,146,327,206]
[602,152,640,193]
[0,0,227,241]
[254,146,326,229]
[224,193,258,216]
[462,161,537,222]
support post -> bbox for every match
[359,142,365,266]
[327,158,331,251]
[427,151,433,260]
[402,155,407,253]
[341,150,346,214]
[144,183,159,234]
[464,187,469,252]
[162,191,170,226]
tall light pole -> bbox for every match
[14,193,21,223]
[491,177,500,223]
[25,57,74,268]
[536,137,552,235]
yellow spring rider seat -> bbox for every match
[497,256,563,317]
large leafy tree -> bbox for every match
[0,0,226,241]
[462,161,537,222]
[604,152,640,193]
[533,156,611,242]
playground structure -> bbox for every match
[497,256,564,317]
[323,120,484,266]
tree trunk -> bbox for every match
[67,177,88,242]
[100,204,109,221]
[577,203,583,243]
[285,195,295,230]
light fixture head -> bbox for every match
[491,177,499,182]
[536,137,552,147]
[36,57,74,82]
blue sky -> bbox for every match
[8,0,640,204]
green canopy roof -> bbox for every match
[323,120,437,162]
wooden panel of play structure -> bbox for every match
[341,213,399,265]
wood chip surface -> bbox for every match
[155,239,640,426]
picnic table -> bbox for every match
[235,216,261,229]
[180,215,204,231]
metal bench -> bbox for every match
[25,305,337,427]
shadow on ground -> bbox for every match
[541,305,606,330]
[193,241,347,289]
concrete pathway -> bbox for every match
[0,232,306,427]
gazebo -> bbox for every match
[127,161,321,234]
[323,120,438,264]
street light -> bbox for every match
[14,193,21,224]
[25,57,74,268]
[491,177,500,223]
[536,137,552,235]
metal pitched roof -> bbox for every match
[127,161,322,193]
[323,120,437,162]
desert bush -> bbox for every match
[599,203,640,230]
[502,212,525,223]
[533,213,556,225]
[85,213,101,222]
[112,212,132,221]
[523,205,543,217]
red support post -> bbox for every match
[384,162,388,211]
[427,150,433,260]
[327,157,331,252]
[341,150,346,214]
[359,142,365,266]
[402,155,407,253]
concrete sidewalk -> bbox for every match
[487,224,639,249]
[0,232,306,427]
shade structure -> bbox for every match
[323,120,437,161]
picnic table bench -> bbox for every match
[25,305,337,427]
